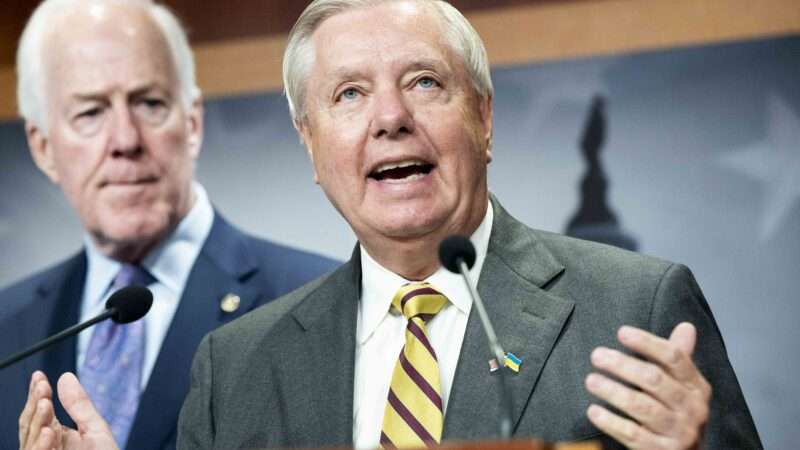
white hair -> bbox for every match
[282,0,493,123]
[16,0,200,132]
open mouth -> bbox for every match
[369,160,434,182]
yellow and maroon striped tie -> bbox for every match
[380,282,448,449]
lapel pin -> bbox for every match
[488,358,500,372]
[504,352,522,373]
[220,293,241,313]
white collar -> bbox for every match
[358,201,494,344]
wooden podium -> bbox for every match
[433,439,601,449]
[293,439,602,450]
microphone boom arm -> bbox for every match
[0,309,115,370]
[457,259,514,439]
[0,286,152,370]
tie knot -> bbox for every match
[391,282,447,321]
[113,264,154,289]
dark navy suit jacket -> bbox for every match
[0,213,338,450]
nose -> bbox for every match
[109,106,142,157]
[370,88,415,139]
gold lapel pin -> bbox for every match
[220,293,241,313]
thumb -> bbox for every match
[669,322,697,357]
[56,373,112,435]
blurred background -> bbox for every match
[1,0,798,447]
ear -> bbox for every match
[26,122,60,184]
[294,117,320,184]
[185,96,204,159]
[478,94,493,164]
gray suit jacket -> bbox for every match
[178,198,761,449]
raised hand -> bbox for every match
[18,371,119,450]
[585,322,711,450]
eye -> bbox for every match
[76,107,102,119]
[133,96,170,125]
[71,106,106,136]
[141,98,167,109]
[338,87,360,102]
[416,76,439,89]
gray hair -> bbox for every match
[16,0,200,132]
[282,0,493,123]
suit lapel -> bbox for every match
[37,253,86,428]
[127,215,262,450]
[271,250,360,447]
[444,197,574,440]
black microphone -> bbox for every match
[439,235,513,439]
[0,286,153,370]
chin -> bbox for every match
[373,215,444,240]
[99,213,171,246]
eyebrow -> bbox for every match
[326,67,370,84]
[70,83,167,102]
[402,58,451,74]
[325,57,451,84]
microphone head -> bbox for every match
[439,235,477,273]
[105,286,153,324]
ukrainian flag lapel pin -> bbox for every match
[504,352,522,373]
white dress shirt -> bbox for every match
[77,183,214,389]
[353,202,494,449]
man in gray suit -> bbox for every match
[20,0,761,449]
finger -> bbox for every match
[19,372,49,448]
[587,404,671,450]
[26,398,55,450]
[585,373,674,434]
[56,372,112,435]
[19,374,38,448]
[590,347,688,409]
[669,322,697,357]
[31,426,59,450]
[617,326,700,384]
[44,415,64,450]
[25,378,54,445]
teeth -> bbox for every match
[375,160,426,174]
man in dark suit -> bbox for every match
[3,1,337,449]
[20,1,762,449]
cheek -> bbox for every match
[317,149,358,190]
[50,140,101,194]
[436,124,489,183]
[150,129,194,174]
[312,129,362,180]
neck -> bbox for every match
[363,237,444,281]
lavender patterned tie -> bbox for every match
[80,264,153,447]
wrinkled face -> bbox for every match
[298,1,493,248]
[28,4,202,259]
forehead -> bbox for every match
[308,1,459,81]
[43,5,175,97]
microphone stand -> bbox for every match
[0,309,116,370]
[457,259,513,439]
